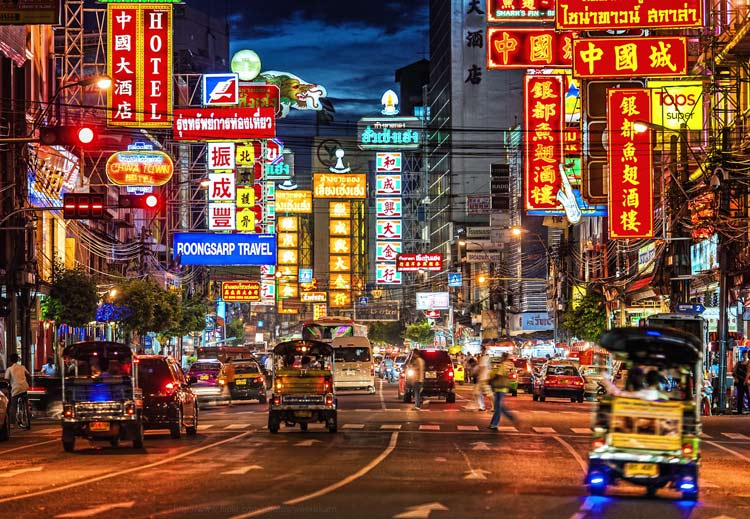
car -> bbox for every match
[512,358,532,392]
[453,362,465,384]
[378,358,398,381]
[532,361,585,403]
[397,349,456,403]
[393,354,407,376]
[0,379,10,441]
[187,359,224,404]
[138,355,199,439]
[580,365,611,399]
[224,359,267,403]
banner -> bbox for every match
[221,281,261,302]
[487,28,573,70]
[173,233,276,265]
[607,89,654,239]
[556,0,703,30]
[573,37,687,79]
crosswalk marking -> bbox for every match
[380,424,402,430]
[722,432,750,440]
[342,424,365,430]
[457,425,479,431]
[533,427,557,434]
[225,423,250,430]
[571,428,592,434]
[700,432,712,439]
[497,426,517,432]
[198,424,213,430]
[419,425,440,431]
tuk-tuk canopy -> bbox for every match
[273,340,333,357]
[61,341,134,378]
[599,327,702,366]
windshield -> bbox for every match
[394,355,407,364]
[581,366,608,377]
[548,365,580,377]
[189,362,221,373]
[235,363,260,374]
[513,359,528,369]
[334,347,371,363]
[302,324,354,341]
[138,360,172,393]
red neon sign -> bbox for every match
[173,107,276,140]
[556,0,703,30]
[396,254,444,273]
[573,37,687,79]
[486,0,555,23]
[487,28,573,70]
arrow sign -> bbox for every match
[676,303,705,314]
[55,502,135,518]
[294,439,322,447]
[0,466,43,478]
[470,441,491,451]
[393,502,449,519]
[463,468,491,480]
[221,465,263,475]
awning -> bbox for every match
[627,275,654,293]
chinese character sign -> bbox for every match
[208,173,235,201]
[107,5,173,128]
[376,264,402,285]
[208,203,236,231]
[376,242,401,262]
[376,152,402,172]
[207,142,236,170]
[607,89,654,239]
[376,220,402,240]
[572,37,687,79]
[376,175,402,195]
[487,0,555,22]
[524,74,564,211]
[487,28,573,70]
[376,198,403,218]
[556,0,703,30]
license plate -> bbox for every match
[295,411,312,418]
[89,421,110,432]
[346,370,356,376]
[235,379,247,385]
[199,374,209,381]
[624,463,659,478]
[425,371,437,379]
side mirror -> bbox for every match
[188,375,198,385]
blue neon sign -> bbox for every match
[173,233,277,266]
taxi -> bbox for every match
[222,359,267,403]
[453,361,466,384]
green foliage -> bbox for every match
[402,321,434,346]
[560,292,608,343]
[43,267,98,326]
[368,321,405,346]
[151,288,182,334]
[114,278,162,337]
[226,318,246,345]
[172,298,208,336]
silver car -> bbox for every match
[580,365,611,398]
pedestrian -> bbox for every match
[4,353,30,427]
[733,350,750,414]
[221,357,236,406]
[40,356,57,377]
[465,355,477,384]
[487,353,519,430]
[473,345,492,411]
[412,352,426,410]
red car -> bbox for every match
[532,361,585,403]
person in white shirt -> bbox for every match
[4,353,30,424]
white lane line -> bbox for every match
[553,435,587,474]
[225,424,251,430]
[380,424,402,430]
[571,428,592,434]
[457,425,479,432]
[229,432,400,519]
[0,439,57,455]
[0,466,44,478]
[419,425,440,431]
[699,432,711,438]
[221,465,263,475]
[722,432,750,440]
[0,431,253,504]
[443,409,460,412]
[342,424,365,430]
[533,427,557,434]
[379,379,387,410]
[198,424,214,430]
[36,428,59,435]
[706,440,750,462]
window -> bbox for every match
[334,347,371,363]
[550,365,579,377]
[138,360,174,393]
[235,363,260,374]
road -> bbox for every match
[1,381,750,519]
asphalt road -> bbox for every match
[1,381,749,519]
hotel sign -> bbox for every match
[487,28,573,70]
[556,0,703,30]
[573,37,687,79]
[313,173,366,199]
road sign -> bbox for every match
[676,304,705,314]
[358,296,368,307]
[448,272,462,287]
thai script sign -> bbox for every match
[556,0,703,30]
[355,300,400,322]
[301,292,327,303]
[357,117,421,150]
[313,173,366,198]
[107,4,172,127]
[264,150,294,180]
[173,233,277,265]
[649,80,704,131]
[487,28,573,69]
[221,281,260,302]
[106,150,173,186]
[238,82,281,115]
[276,190,312,213]
[524,74,564,211]
[573,37,687,79]
[607,88,654,239]
[486,0,555,22]
[396,254,443,273]
[376,152,402,172]
[416,292,450,311]
[173,107,276,140]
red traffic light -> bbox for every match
[40,125,98,147]
[118,194,163,210]
[62,193,106,219]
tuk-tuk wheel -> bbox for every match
[133,421,144,448]
[268,413,280,434]
[646,485,658,497]
[62,438,75,452]
[300,422,308,431]
[588,485,606,496]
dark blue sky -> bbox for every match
[192,0,430,123]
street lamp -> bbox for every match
[33,74,112,131]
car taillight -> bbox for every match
[325,394,334,407]
[682,443,694,456]
[63,404,75,419]
[272,395,281,406]
[447,369,454,379]
[125,401,136,416]
[592,438,605,450]
[165,382,175,391]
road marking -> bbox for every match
[0,431,253,504]
[294,439,322,447]
[36,427,59,435]
[471,441,491,450]
[533,427,557,434]
[700,432,712,438]
[442,409,460,412]
[225,424,250,430]
[221,465,263,475]
[497,426,517,432]
[230,432,401,519]
[380,424,402,430]
[722,432,750,440]
[379,379,387,410]
[393,502,449,519]
[419,425,440,431]
[0,438,57,455]
[457,425,479,432]
[342,424,365,430]
[0,466,43,478]
[55,501,135,518]
[553,435,587,474]
[706,440,750,462]
[463,468,491,480]
[571,428,592,434]
[198,424,214,430]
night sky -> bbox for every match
[191,0,430,124]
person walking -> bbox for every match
[221,357,236,406]
[733,350,750,414]
[488,353,518,430]
[474,345,492,411]
[412,353,426,410]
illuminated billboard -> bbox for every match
[556,0,703,30]
[486,0,554,22]
[487,28,573,69]
[173,107,276,140]
[607,89,654,239]
[648,80,704,131]
[357,117,421,150]
[221,281,260,302]
[275,190,312,213]
[572,37,687,79]
[396,254,443,273]
[106,150,173,186]
[313,174,366,199]
[416,292,450,311]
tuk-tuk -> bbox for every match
[587,327,702,500]
[268,339,337,433]
[61,341,144,451]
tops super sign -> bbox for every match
[202,73,239,106]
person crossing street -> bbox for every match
[488,353,519,430]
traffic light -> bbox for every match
[39,125,98,147]
[118,193,163,211]
[63,193,106,219]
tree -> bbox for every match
[226,318,246,345]
[369,321,405,346]
[114,278,161,338]
[402,321,434,346]
[560,292,608,342]
[151,288,182,334]
[171,298,208,337]
[43,265,99,327]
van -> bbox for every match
[331,337,376,394]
